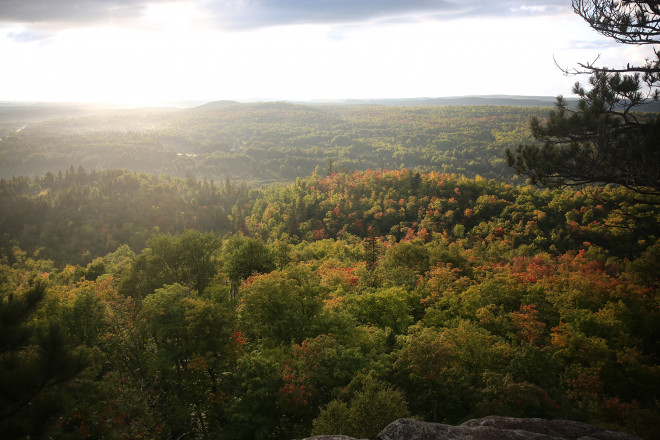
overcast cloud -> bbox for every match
[0,0,572,30]
[0,0,152,25]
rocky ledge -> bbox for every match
[305,416,643,440]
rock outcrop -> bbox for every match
[305,416,643,440]
[306,436,367,440]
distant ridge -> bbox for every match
[191,100,242,111]
[2,96,659,123]
[0,102,100,122]
[291,95,565,107]
[289,95,660,111]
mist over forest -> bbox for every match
[0,99,553,186]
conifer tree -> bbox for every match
[0,281,86,439]
[508,0,660,200]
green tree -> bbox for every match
[223,235,275,297]
[0,280,86,439]
[311,374,410,440]
[478,372,560,419]
[378,240,430,289]
[237,264,325,346]
[225,352,284,440]
[121,230,219,298]
[141,283,236,439]
[344,287,417,334]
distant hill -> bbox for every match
[0,102,103,122]
[292,95,564,107]
[4,96,659,119]
[190,100,243,111]
[293,95,660,112]
[187,96,566,109]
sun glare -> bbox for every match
[0,4,642,106]
[143,2,207,31]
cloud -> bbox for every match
[205,0,572,29]
[0,0,572,30]
[6,28,51,42]
[215,0,456,27]
[568,39,619,50]
[0,0,169,26]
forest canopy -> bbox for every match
[0,103,548,186]
[1,168,659,439]
[3,0,660,437]
[1,81,659,440]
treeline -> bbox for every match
[1,169,659,439]
[0,167,250,266]
[0,103,547,185]
[1,167,656,267]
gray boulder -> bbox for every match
[304,436,367,440]
[378,417,643,440]
[304,417,643,440]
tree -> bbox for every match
[225,352,284,440]
[507,0,660,200]
[343,287,416,334]
[378,240,430,289]
[310,374,410,440]
[0,280,86,439]
[222,235,275,297]
[141,283,236,439]
[573,0,660,46]
[120,230,219,298]
[237,264,325,347]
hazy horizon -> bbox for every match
[0,93,564,108]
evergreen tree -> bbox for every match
[0,280,86,439]
[508,0,660,200]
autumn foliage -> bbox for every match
[1,169,658,439]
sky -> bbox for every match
[0,0,654,106]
